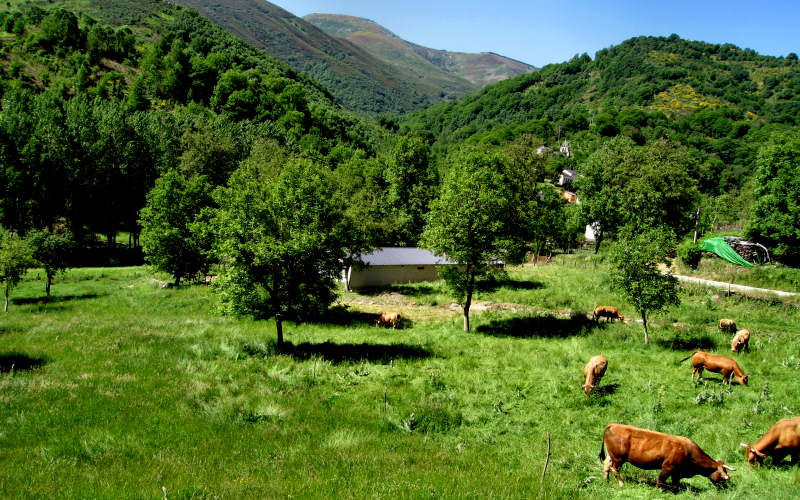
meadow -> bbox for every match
[1,254,800,498]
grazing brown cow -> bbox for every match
[592,305,624,322]
[582,355,608,395]
[731,329,750,354]
[375,312,399,329]
[718,318,737,333]
[682,350,748,386]
[740,417,800,466]
[600,423,734,488]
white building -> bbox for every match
[344,247,458,290]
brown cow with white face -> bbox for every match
[600,423,734,488]
[682,350,748,386]
[740,417,800,466]
[592,306,624,322]
[582,354,608,395]
[731,329,750,354]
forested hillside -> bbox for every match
[0,2,387,257]
[400,35,800,195]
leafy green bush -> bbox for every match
[678,239,703,269]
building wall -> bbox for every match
[348,265,449,289]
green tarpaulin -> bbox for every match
[699,237,754,267]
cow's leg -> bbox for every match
[657,464,675,489]
[604,456,624,486]
[723,370,731,386]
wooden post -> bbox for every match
[693,206,702,244]
[542,432,551,480]
[383,389,387,418]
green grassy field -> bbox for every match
[2,257,800,498]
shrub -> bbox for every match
[678,239,702,269]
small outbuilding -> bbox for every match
[344,247,458,290]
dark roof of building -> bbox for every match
[357,247,457,266]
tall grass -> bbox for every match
[1,260,799,498]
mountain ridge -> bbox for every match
[304,13,537,90]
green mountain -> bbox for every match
[167,0,455,115]
[400,35,800,192]
[303,14,536,91]
[0,1,386,243]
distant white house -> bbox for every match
[560,139,571,157]
[558,169,578,186]
[344,247,459,290]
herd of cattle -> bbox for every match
[585,309,799,489]
[374,304,796,489]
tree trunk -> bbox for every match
[276,314,284,346]
[4,285,8,313]
[594,231,603,254]
[641,311,649,345]
[463,270,475,332]
[174,274,181,287]
[46,275,52,297]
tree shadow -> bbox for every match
[11,293,103,305]
[310,306,414,329]
[277,341,432,364]
[657,334,717,351]
[0,353,47,373]
[360,284,438,298]
[475,278,544,292]
[476,314,597,338]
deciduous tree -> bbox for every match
[214,153,359,345]
[27,229,74,296]
[139,170,212,286]
[609,227,680,344]
[745,132,800,266]
[421,150,519,332]
[0,227,32,312]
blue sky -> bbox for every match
[270,0,799,67]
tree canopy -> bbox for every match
[746,132,800,265]
[421,149,520,332]
[213,151,361,345]
[609,227,680,344]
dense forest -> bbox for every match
[0,2,400,259]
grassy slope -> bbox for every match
[304,14,536,91]
[1,257,800,497]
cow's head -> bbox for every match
[737,374,749,385]
[740,443,767,466]
[581,383,594,395]
[709,461,735,484]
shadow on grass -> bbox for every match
[593,383,618,397]
[0,353,47,373]
[657,334,717,351]
[623,474,708,494]
[314,306,414,329]
[11,293,103,305]
[476,314,597,338]
[476,314,596,338]
[278,341,432,364]
[356,284,438,298]
[475,277,544,292]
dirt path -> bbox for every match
[673,274,799,297]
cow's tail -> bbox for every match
[679,351,698,363]
[598,434,606,462]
